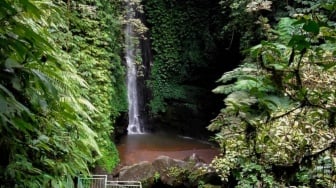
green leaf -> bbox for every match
[263,135,270,143]
[12,118,34,131]
[30,69,58,97]
[0,93,8,112]
[303,21,320,35]
[5,58,22,69]
[288,35,310,51]
[0,1,16,20]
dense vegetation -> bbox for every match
[1,0,335,187]
[142,0,238,136]
[143,0,336,186]
[65,0,126,172]
[208,0,336,187]
[143,0,228,114]
[0,0,126,186]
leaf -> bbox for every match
[262,95,293,111]
[5,58,22,69]
[38,134,50,142]
[0,1,16,20]
[318,61,336,70]
[13,21,53,51]
[30,69,58,97]
[0,84,31,114]
[303,20,320,35]
[2,38,29,61]
[322,2,336,11]
[78,98,97,112]
[277,17,296,42]
[11,76,23,91]
[0,95,8,113]
[12,118,34,131]
[240,76,259,83]
[288,35,310,51]
[225,91,257,107]
[20,0,43,19]
[213,85,232,94]
[263,135,270,143]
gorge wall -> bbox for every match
[141,0,241,139]
[116,0,243,139]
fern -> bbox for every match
[0,1,104,186]
[216,63,259,84]
[275,17,297,43]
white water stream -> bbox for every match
[125,1,144,134]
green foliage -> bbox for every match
[209,1,336,186]
[153,171,160,182]
[0,0,127,186]
[0,0,100,186]
[218,0,269,50]
[65,0,126,171]
[166,166,189,185]
[143,0,218,114]
[97,142,120,173]
[235,162,277,187]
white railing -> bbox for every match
[106,181,142,188]
[78,175,107,188]
[77,175,142,188]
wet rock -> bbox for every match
[152,156,188,186]
[114,155,222,187]
[118,161,155,181]
[152,156,187,172]
[184,153,205,164]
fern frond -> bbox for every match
[275,17,297,43]
[217,63,258,84]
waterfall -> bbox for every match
[125,0,144,134]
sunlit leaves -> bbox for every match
[67,0,125,172]
[209,2,336,186]
[246,0,272,12]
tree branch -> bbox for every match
[301,139,336,162]
[270,103,303,120]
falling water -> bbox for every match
[125,1,144,134]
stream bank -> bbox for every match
[95,133,222,187]
[94,155,222,188]
[117,133,219,166]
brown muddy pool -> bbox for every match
[117,133,219,165]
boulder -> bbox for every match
[118,161,155,181]
[115,154,221,187]
[152,155,187,173]
[184,153,205,163]
[152,156,188,186]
